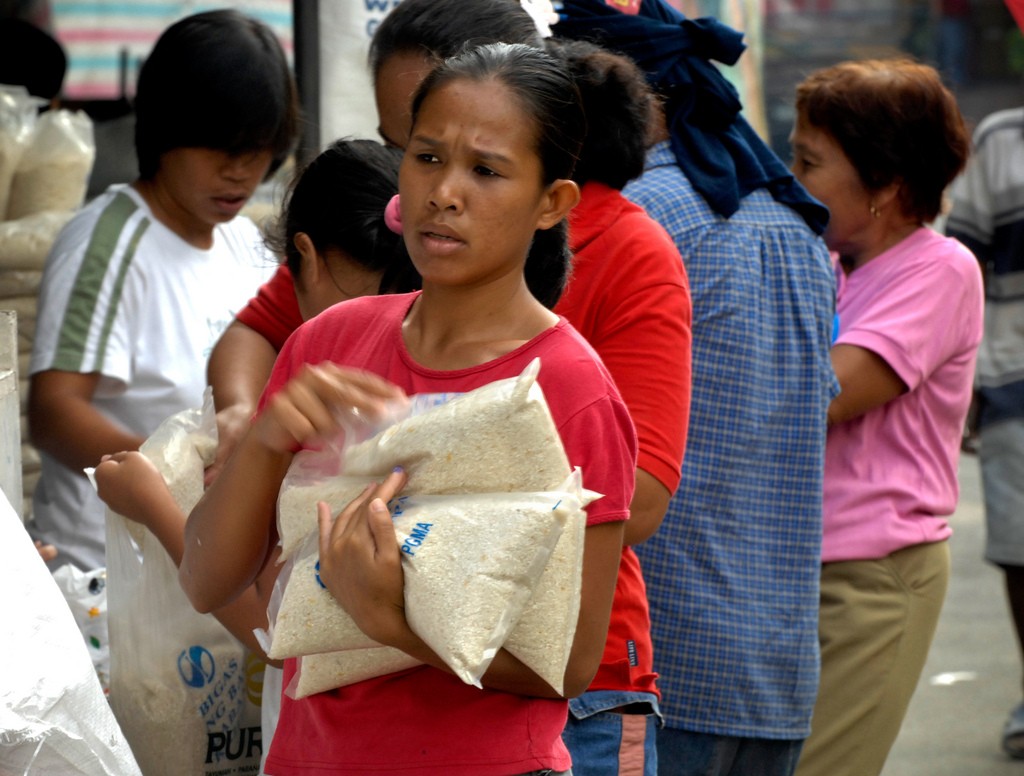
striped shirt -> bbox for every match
[946,107,1024,429]
[624,142,838,738]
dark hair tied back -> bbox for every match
[411,42,585,308]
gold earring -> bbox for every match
[869,204,880,218]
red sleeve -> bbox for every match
[234,264,304,351]
[561,206,692,494]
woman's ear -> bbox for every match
[536,179,581,231]
[873,178,903,213]
[293,232,321,285]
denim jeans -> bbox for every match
[562,690,661,775]
[655,728,803,776]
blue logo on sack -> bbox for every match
[178,645,216,688]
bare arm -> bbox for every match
[318,472,625,699]
[205,320,280,485]
[827,343,907,427]
[623,467,672,545]
[181,362,408,613]
[94,450,281,662]
[29,370,145,472]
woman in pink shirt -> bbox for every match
[788,59,982,776]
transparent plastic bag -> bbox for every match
[0,85,42,220]
[6,108,95,220]
[261,481,578,681]
[104,393,266,775]
[342,358,572,494]
[289,648,421,700]
[0,208,74,269]
[266,360,595,693]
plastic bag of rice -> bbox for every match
[0,209,74,270]
[261,483,575,678]
[104,394,267,775]
[392,482,579,686]
[257,528,379,660]
[503,499,588,695]
[6,109,95,220]
[276,446,377,561]
[0,85,41,220]
[342,358,571,494]
[289,648,421,699]
[272,474,596,696]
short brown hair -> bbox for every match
[795,59,969,223]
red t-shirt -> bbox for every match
[235,185,691,494]
[559,182,691,697]
[234,264,302,351]
[261,292,637,775]
[237,183,691,699]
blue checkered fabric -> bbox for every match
[625,142,839,738]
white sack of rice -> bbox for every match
[342,358,571,494]
[262,485,574,675]
[105,393,264,775]
[259,529,379,660]
[290,648,421,699]
[276,447,377,560]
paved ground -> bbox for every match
[882,453,1024,775]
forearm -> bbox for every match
[207,320,278,416]
[181,426,291,612]
[31,392,144,471]
[623,467,672,545]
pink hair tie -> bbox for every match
[384,194,402,235]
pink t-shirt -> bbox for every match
[822,228,983,563]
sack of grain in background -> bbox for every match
[0,210,77,271]
[6,109,95,220]
[0,86,40,220]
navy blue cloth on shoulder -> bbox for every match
[556,0,829,234]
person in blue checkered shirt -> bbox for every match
[556,1,837,774]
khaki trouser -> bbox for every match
[794,541,950,776]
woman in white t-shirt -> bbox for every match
[27,9,299,573]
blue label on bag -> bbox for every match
[401,523,434,556]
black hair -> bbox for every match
[0,19,66,101]
[545,38,653,190]
[411,42,585,309]
[266,138,420,295]
[134,9,299,180]
[369,0,543,78]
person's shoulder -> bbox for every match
[974,107,1024,149]
[535,320,618,392]
[904,229,981,281]
[303,292,417,335]
[48,184,149,257]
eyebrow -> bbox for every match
[409,132,515,168]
